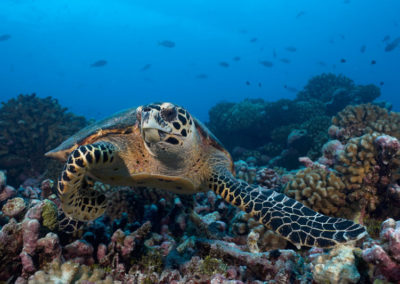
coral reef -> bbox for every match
[0,94,87,186]
[297,73,380,115]
[330,103,400,143]
[307,245,361,283]
[334,133,400,215]
[362,218,400,282]
[284,165,347,216]
[208,74,380,169]
[0,80,399,283]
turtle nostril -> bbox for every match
[142,107,151,112]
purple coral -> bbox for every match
[363,218,400,281]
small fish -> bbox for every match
[385,37,400,52]
[0,34,11,42]
[371,60,376,65]
[259,60,274,67]
[360,45,366,53]
[140,63,151,71]
[250,37,258,43]
[90,60,107,67]
[340,58,346,63]
[196,73,208,79]
[219,62,229,68]
[285,46,297,52]
[158,40,175,48]
[296,11,306,18]
[382,35,391,42]
[380,81,384,86]
[258,82,262,88]
[233,56,241,61]
[284,85,298,93]
[245,81,251,86]
[280,58,291,64]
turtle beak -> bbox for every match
[140,108,171,143]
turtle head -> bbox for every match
[136,103,196,162]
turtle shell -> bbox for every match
[46,107,138,161]
[192,117,234,173]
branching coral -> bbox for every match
[0,94,87,186]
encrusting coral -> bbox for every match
[362,218,400,282]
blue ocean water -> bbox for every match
[0,0,399,122]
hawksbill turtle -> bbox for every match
[46,102,366,248]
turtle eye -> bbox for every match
[161,107,177,122]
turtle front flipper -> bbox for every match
[58,142,117,222]
[208,167,367,248]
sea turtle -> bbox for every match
[46,102,366,248]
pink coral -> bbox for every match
[255,167,281,189]
[2,197,26,218]
[362,218,400,281]
[0,184,16,202]
[63,240,95,265]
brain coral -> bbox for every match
[0,94,87,186]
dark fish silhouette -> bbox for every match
[245,81,251,86]
[0,34,11,41]
[340,58,346,63]
[158,40,175,48]
[280,58,291,64]
[371,60,376,65]
[284,85,298,93]
[285,46,297,52]
[296,11,306,18]
[196,73,208,79]
[219,62,229,68]
[382,35,391,42]
[140,64,152,71]
[233,56,241,61]
[259,60,274,67]
[258,82,262,88]
[380,81,384,86]
[250,37,258,43]
[385,37,400,52]
[360,45,366,53]
[90,60,107,67]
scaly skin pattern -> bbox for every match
[58,142,116,221]
[208,165,367,248]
